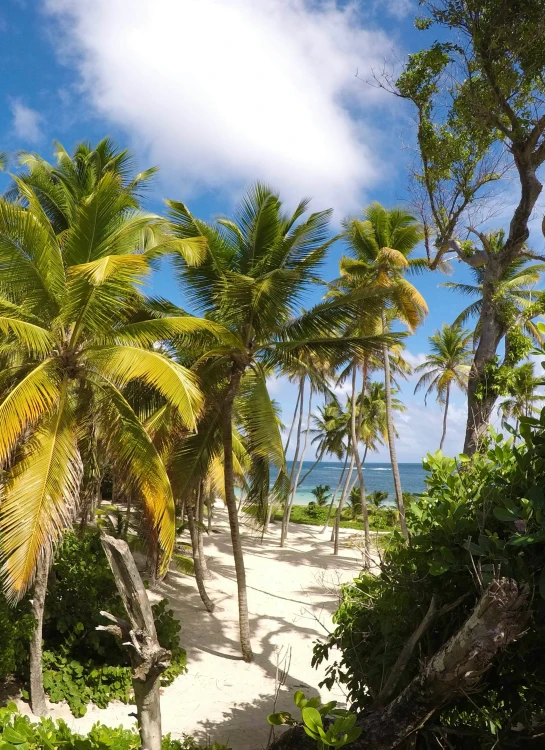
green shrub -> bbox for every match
[0,702,199,749]
[19,531,187,717]
[313,426,545,746]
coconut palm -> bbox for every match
[368,490,388,509]
[169,184,392,660]
[414,324,473,450]
[0,146,223,715]
[346,486,362,520]
[498,362,545,432]
[441,235,545,346]
[311,484,331,507]
[340,203,427,538]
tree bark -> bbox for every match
[463,259,506,455]
[382,321,408,539]
[197,482,211,580]
[99,535,171,750]
[270,578,529,750]
[333,449,355,554]
[321,452,349,533]
[439,383,450,452]
[282,386,312,546]
[350,365,371,568]
[222,365,253,661]
[29,548,51,717]
[281,377,305,547]
[187,504,215,613]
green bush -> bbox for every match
[0,702,202,749]
[314,426,545,746]
[19,531,186,717]
[283,504,396,531]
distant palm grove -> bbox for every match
[1,1,545,749]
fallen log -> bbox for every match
[269,578,529,750]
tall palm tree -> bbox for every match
[414,324,473,450]
[169,184,391,660]
[441,238,545,346]
[498,362,545,431]
[341,203,427,538]
[0,152,216,714]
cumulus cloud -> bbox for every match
[43,0,398,211]
[10,99,43,143]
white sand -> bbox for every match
[18,510,372,749]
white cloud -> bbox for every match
[9,99,43,143]
[43,0,397,211]
[403,350,427,370]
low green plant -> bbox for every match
[17,531,187,717]
[0,702,188,749]
[268,692,361,749]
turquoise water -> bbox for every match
[287,461,427,505]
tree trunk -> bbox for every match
[263,501,274,537]
[282,385,312,547]
[99,535,171,750]
[349,365,371,568]
[29,549,50,716]
[281,377,305,547]
[269,579,529,750]
[197,482,211,580]
[222,365,253,662]
[463,264,506,456]
[187,504,215,613]
[333,449,355,554]
[382,321,408,539]
[321,452,349,533]
[439,383,450,452]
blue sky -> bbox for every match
[0,0,510,461]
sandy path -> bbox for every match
[18,510,369,749]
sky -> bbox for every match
[0,0,528,462]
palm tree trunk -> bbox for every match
[282,386,312,546]
[187,503,214,613]
[333,449,355,554]
[297,448,324,487]
[281,377,305,547]
[207,492,213,533]
[30,548,51,716]
[349,365,371,568]
[197,481,211,580]
[284,382,303,453]
[439,383,450,452]
[382,315,408,539]
[321,452,349,533]
[222,364,253,662]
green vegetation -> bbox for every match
[273,504,398,532]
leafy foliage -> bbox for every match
[0,702,212,749]
[314,423,545,746]
[18,532,186,717]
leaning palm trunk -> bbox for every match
[439,383,450,452]
[29,549,51,716]
[222,365,253,661]
[349,365,371,568]
[282,387,312,546]
[321,452,349,533]
[382,317,408,539]
[187,504,214,613]
[333,448,356,554]
[197,483,211,580]
[281,377,305,547]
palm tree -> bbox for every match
[311,484,331,507]
[341,203,427,538]
[346,486,362,520]
[0,146,213,716]
[368,490,388,509]
[414,324,473,450]
[498,362,545,431]
[169,184,390,661]
[441,238,545,347]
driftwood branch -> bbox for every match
[269,579,529,750]
[99,535,171,750]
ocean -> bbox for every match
[287,461,427,505]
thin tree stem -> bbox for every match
[440,383,450,451]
